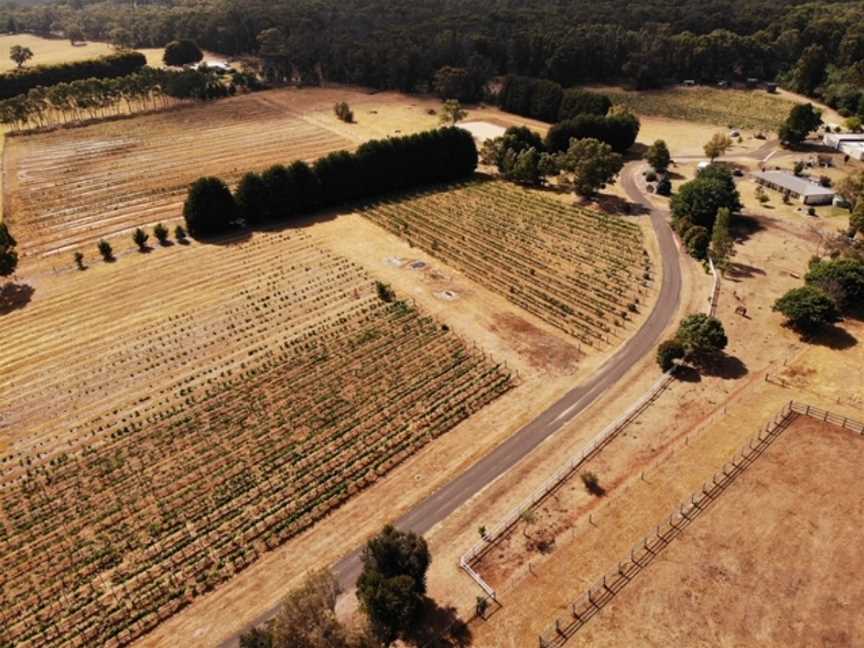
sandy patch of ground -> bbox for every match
[459,121,507,143]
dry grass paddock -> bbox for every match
[595,85,797,131]
[568,414,864,648]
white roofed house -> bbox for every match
[752,170,835,205]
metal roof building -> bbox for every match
[752,171,835,205]
[824,133,864,160]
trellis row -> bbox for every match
[360,180,653,348]
[1,232,369,462]
[0,240,512,647]
[6,93,352,257]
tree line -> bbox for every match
[183,127,478,237]
[0,66,260,133]
[498,76,612,123]
[3,0,861,111]
[479,104,640,196]
[0,50,146,100]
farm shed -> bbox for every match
[752,171,835,205]
[823,133,864,160]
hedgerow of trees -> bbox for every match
[499,76,612,123]
[0,223,18,278]
[544,110,640,153]
[183,127,478,237]
[0,50,145,100]
[0,67,257,133]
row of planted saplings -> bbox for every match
[373,197,636,308]
[0,302,506,644]
[371,213,613,340]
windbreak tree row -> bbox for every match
[184,126,478,237]
[0,67,259,133]
[0,50,146,100]
[499,76,612,123]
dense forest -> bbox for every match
[2,0,863,112]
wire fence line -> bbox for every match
[460,256,722,602]
[534,401,864,647]
[459,366,678,602]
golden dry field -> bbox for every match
[0,85,667,647]
[0,34,115,72]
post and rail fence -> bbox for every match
[532,400,863,647]
[460,254,723,602]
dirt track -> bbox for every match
[222,161,683,645]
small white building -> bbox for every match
[823,133,864,160]
[752,171,835,205]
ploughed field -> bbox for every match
[361,180,652,348]
[0,230,512,647]
[2,91,351,257]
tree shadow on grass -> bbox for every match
[593,193,648,216]
[803,324,857,350]
[192,226,252,247]
[732,214,765,244]
[624,143,648,160]
[725,261,767,281]
[674,365,702,383]
[696,354,748,380]
[406,598,473,648]
[0,283,34,316]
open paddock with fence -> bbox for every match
[534,403,864,647]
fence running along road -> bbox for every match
[459,248,719,601]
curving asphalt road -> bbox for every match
[222,163,681,646]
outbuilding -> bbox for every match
[823,133,864,161]
[752,170,835,205]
